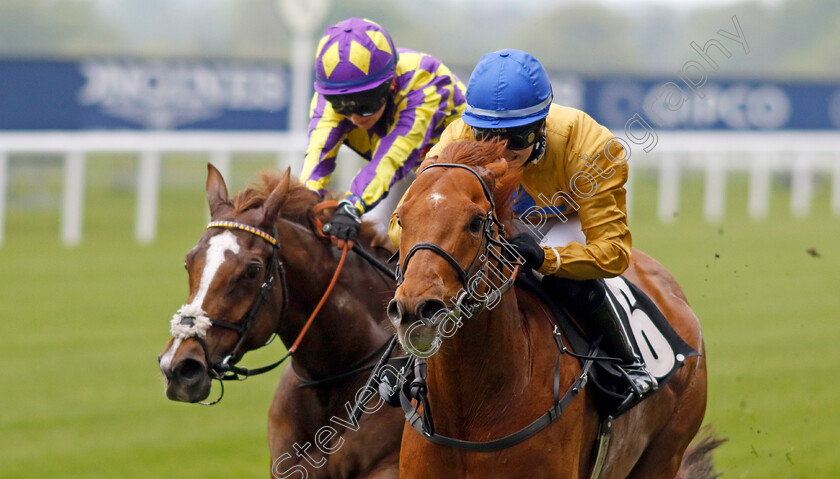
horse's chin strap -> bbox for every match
[398,333,595,452]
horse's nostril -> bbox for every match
[176,358,206,382]
[387,300,403,324]
[418,299,447,324]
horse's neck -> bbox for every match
[427,291,533,418]
[275,219,391,377]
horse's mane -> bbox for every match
[433,139,522,228]
[233,170,321,224]
[232,170,390,248]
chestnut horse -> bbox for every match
[158,165,403,478]
[389,141,708,478]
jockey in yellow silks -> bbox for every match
[389,49,657,397]
[302,18,465,247]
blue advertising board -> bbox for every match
[548,75,840,131]
[0,58,838,131]
[0,59,291,130]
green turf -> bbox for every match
[629,171,840,479]
[1,159,838,478]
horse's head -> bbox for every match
[159,164,292,403]
[388,140,520,356]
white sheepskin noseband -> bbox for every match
[170,303,212,340]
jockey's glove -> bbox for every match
[323,199,362,242]
[506,233,545,270]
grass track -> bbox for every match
[1,160,838,478]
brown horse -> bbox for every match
[158,165,404,478]
[389,141,708,478]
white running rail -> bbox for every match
[0,130,838,246]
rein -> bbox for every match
[313,200,398,281]
[393,162,591,451]
[291,335,395,389]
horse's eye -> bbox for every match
[184,261,187,270]
[244,264,261,280]
[469,216,484,234]
[397,214,402,227]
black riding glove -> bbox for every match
[323,200,362,242]
[506,233,545,270]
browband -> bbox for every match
[207,220,278,246]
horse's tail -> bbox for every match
[675,425,727,479]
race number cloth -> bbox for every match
[603,276,699,385]
[518,272,699,418]
[301,49,466,214]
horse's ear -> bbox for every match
[488,157,508,179]
[474,157,507,193]
[262,168,291,225]
[206,163,232,219]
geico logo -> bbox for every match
[641,83,792,129]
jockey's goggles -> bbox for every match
[471,120,544,150]
[325,81,390,117]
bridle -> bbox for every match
[169,216,383,405]
[171,221,289,395]
[390,162,594,452]
[395,163,522,318]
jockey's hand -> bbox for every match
[323,200,362,249]
[506,233,545,270]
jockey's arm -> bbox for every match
[344,87,449,214]
[536,184,632,280]
[300,93,347,195]
[537,119,632,280]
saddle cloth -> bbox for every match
[516,273,700,418]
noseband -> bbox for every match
[171,221,288,385]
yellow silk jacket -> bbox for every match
[388,104,631,280]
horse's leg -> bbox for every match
[267,372,310,478]
[625,354,708,479]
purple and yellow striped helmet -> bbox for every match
[313,18,398,95]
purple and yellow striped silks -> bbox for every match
[314,17,398,95]
[301,49,466,213]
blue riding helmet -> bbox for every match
[463,49,553,129]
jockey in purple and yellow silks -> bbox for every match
[302,18,466,248]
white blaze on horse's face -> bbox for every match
[160,231,241,372]
[428,192,446,208]
[193,231,241,310]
